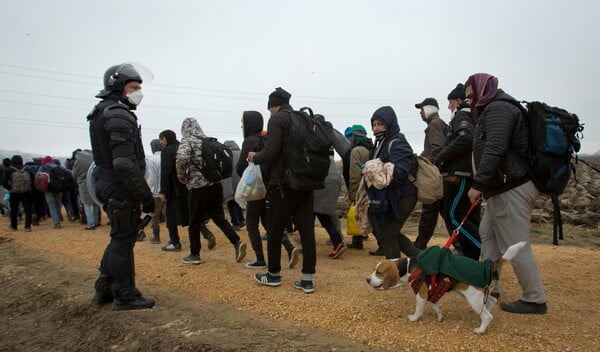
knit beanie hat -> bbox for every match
[41,155,54,165]
[344,126,353,138]
[267,87,291,109]
[447,83,466,100]
[349,124,367,137]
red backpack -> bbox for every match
[34,171,50,192]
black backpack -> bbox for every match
[49,166,74,193]
[281,107,334,191]
[192,137,233,183]
[510,100,584,245]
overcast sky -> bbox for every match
[1,0,598,161]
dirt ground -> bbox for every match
[1,213,599,352]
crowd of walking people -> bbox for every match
[0,63,547,316]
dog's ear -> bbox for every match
[382,262,400,290]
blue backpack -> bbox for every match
[508,100,584,244]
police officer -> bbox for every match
[88,63,155,310]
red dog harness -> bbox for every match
[410,275,452,304]
[407,258,452,304]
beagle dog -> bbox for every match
[366,241,526,334]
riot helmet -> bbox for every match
[96,63,143,98]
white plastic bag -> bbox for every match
[234,162,266,204]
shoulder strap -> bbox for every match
[551,194,563,245]
[387,138,399,155]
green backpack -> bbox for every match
[10,167,32,193]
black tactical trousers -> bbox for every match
[98,198,140,298]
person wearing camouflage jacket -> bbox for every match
[175,117,246,265]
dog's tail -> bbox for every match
[502,241,527,261]
[493,241,527,272]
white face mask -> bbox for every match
[127,90,144,106]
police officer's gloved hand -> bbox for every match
[142,196,155,214]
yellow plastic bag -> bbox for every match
[346,204,361,236]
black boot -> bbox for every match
[347,236,364,249]
[112,287,155,311]
[369,247,385,256]
[92,274,113,305]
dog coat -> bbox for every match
[416,246,495,288]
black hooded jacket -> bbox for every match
[159,131,189,227]
[237,111,264,177]
[472,89,529,197]
[0,155,27,190]
[159,132,182,198]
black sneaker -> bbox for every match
[235,241,247,262]
[245,260,266,269]
[369,247,385,256]
[346,242,363,249]
[112,296,155,311]
[182,254,202,265]
[500,300,547,314]
[92,290,114,305]
[92,288,143,305]
[328,242,347,259]
[288,247,300,269]
[254,273,282,287]
[292,280,315,294]
[148,235,160,244]
[136,230,146,242]
[162,242,182,252]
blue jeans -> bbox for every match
[44,192,63,225]
[84,203,100,227]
